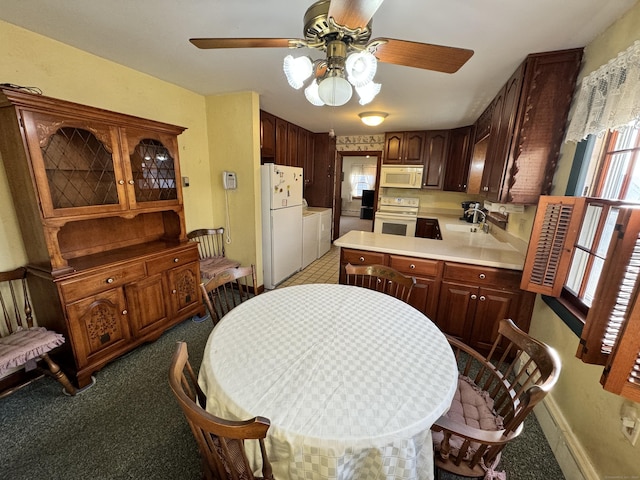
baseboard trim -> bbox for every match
[535,395,599,480]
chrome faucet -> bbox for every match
[464,203,489,233]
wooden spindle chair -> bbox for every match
[168,341,274,480]
[200,265,259,326]
[187,228,241,280]
[344,263,416,303]
[0,267,76,396]
[431,318,561,478]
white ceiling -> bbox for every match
[0,0,637,135]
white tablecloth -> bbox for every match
[199,284,457,480]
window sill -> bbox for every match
[541,295,585,337]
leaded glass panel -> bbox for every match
[42,127,118,208]
[129,139,177,202]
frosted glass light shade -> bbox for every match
[304,80,325,106]
[359,111,388,126]
[318,75,353,106]
[356,81,381,105]
[346,51,377,87]
[283,55,313,89]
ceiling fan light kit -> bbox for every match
[283,55,314,89]
[359,111,388,126]
[191,0,474,109]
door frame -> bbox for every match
[332,150,382,241]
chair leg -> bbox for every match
[41,353,77,396]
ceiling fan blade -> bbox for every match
[190,38,295,49]
[328,0,384,29]
[371,38,474,74]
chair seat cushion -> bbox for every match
[200,257,241,280]
[433,375,503,459]
[0,327,65,376]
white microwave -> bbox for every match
[379,165,424,189]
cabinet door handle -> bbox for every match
[122,309,128,315]
[128,180,135,185]
[118,180,125,185]
[470,294,477,300]
[106,277,114,284]
[479,295,486,301]
[173,257,180,263]
[359,257,365,262]
[172,289,177,294]
[409,264,416,269]
[479,273,486,279]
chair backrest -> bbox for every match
[0,267,34,336]
[169,342,274,480]
[200,265,258,325]
[187,228,226,260]
[344,263,416,303]
[432,318,561,477]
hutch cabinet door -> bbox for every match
[120,128,182,209]
[124,273,169,338]
[65,287,131,370]
[167,262,201,319]
[20,110,129,218]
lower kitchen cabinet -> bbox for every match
[339,247,533,353]
[415,218,442,239]
[436,262,534,354]
[56,242,203,387]
[389,255,442,319]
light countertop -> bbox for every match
[334,214,528,271]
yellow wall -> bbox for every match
[204,92,263,284]
[529,3,640,476]
[0,19,215,272]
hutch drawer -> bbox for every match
[59,262,146,302]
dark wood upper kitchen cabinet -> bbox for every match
[383,131,426,165]
[422,130,450,189]
[260,110,276,159]
[275,116,288,166]
[305,132,335,208]
[443,125,474,192]
[479,49,583,204]
[0,88,203,388]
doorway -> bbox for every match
[333,151,382,240]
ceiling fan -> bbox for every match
[190,0,474,107]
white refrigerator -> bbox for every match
[261,163,304,289]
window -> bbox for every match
[582,122,640,201]
[522,196,640,401]
[349,164,376,198]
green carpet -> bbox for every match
[1,315,565,479]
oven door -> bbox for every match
[374,212,417,236]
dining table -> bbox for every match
[198,283,458,480]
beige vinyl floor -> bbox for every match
[277,244,340,287]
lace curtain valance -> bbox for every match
[565,40,640,143]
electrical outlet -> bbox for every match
[621,404,640,446]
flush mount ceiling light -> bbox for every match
[359,111,388,126]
